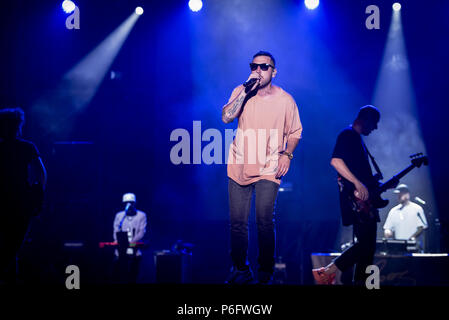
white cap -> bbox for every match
[393,184,409,194]
[122,193,136,203]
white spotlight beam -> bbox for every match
[370,9,438,231]
[31,12,141,136]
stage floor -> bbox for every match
[311,253,449,286]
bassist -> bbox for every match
[313,105,395,285]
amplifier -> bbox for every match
[154,250,192,283]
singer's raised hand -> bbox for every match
[246,73,261,92]
[221,74,262,124]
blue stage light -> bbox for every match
[62,0,76,14]
[393,3,401,11]
[135,7,144,15]
[189,0,203,12]
[304,0,319,10]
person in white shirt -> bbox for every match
[383,184,427,247]
[112,193,147,283]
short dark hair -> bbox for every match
[356,105,380,122]
[253,51,276,67]
[0,107,25,139]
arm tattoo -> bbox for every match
[223,95,245,122]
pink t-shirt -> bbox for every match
[225,85,302,185]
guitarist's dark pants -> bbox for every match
[0,213,31,283]
[333,218,377,285]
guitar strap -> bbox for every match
[361,139,383,180]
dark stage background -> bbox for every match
[1,0,448,284]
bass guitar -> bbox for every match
[338,153,428,222]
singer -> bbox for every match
[221,51,302,284]
[112,193,147,283]
[383,184,428,250]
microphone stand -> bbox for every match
[416,212,427,253]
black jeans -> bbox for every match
[0,214,31,283]
[333,218,377,285]
[228,178,280,274]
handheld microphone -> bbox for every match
[415,196,426,205]
[125,202,132,212]
[243,77,258,88]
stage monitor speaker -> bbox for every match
[154,251,192,283]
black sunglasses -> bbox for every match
[250,63,275,71]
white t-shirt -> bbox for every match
[113,210,147,256]
[383,201,427,240]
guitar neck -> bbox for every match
[380,164,416,192]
